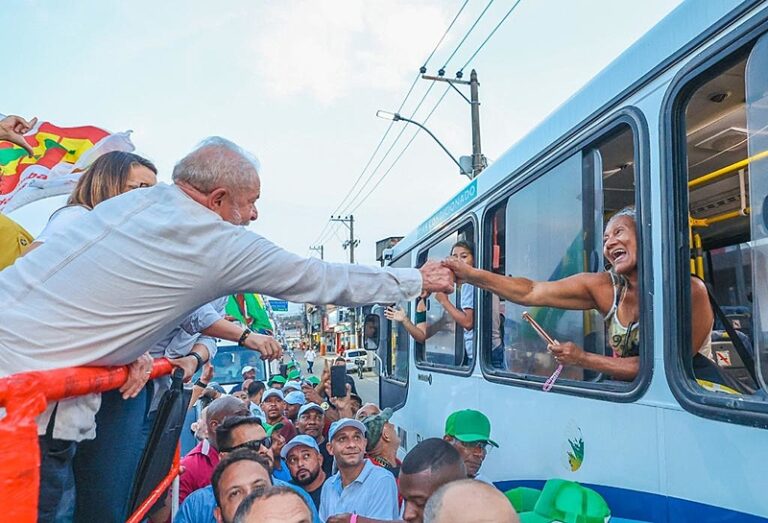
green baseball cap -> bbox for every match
[268,375,287,385]
[519,479,610,523]
[263,421,284,437]
[361,408,393,452]
[444,409,498,448]
[287,369,301,381]
[286,361,297,369]
[305,375,320,386]
[505,487,542,513]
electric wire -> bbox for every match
[349,85,452,215]
[310,0,473,248]
[439,0,496,71]
[458,0,523,72]
[343,0,527,214]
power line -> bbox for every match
[458,0,524,72]
[344,0,528,213]
[439,0,496,71]
[311,0,473,246]
[337,82,438,216]
[349,85,452,215]
[422,0,472,68]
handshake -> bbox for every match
[417,258,474,294]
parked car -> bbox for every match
[343,349,370,372]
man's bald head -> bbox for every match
[423,479,519,523]
[173,136,260,193]
[173,137,262,225]
[206,396,251,449]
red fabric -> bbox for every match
[178,440,220,505]
[277,416,297,442]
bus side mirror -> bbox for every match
[367,310,388,378]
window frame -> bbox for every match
[662,16,768,429]
[478,108,653,403]
[381,251,413,388]
[413,214,479,377]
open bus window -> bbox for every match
[416,224,476,370]
[677,38,768,399]
[386,254,411,383]
[484,124,639,387]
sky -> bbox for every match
[3,0,682,267]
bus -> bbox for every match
[369,1,768,521]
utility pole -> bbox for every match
[421,68,487,178]
[309,245,324,260]
[330,215,360,347]
[309,244,325,354]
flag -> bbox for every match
[0,120,134,213]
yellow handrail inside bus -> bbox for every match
[688,148,768,188]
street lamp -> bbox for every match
[376,110,473,179]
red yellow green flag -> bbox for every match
[0,119,134,213]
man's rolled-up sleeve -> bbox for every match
[180,302,223,335]
[217,232,423,306]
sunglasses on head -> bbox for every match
[220,437,272,453]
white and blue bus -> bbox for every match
[370,1,768,521]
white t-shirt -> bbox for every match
[0,183,422,438]
[306,350,316,362]
[460,283,476,360]
[35,205,89,243]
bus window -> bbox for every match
[484,123,639,387]
[673,36,768,405]
[416,224,476,370]
[387,254,411,383]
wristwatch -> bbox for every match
[238,327,253,346]
[320,401,330,411]
[188,351,204,373]
[194,379,209,388]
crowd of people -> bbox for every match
[173,358,518,523]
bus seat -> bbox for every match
[706,330,758,394]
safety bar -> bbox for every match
[0,358,173,522]
[688,148,768,188]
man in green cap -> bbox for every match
[443,409,499,482]
[361,408,401,478]
[268,374,287,389]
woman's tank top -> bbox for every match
[604,272,640,358]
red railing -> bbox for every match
[0,359,176,522]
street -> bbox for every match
[290,348,380,406]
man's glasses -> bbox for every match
[220,437,272,453]
[457,439,492,454]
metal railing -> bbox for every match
[0,358,176,522]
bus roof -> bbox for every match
[390,0,752,258]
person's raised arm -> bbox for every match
[0,115,37,155]
[690,277,715,356]
[385,306,427,343]
[217,231,453,306]
[549,341,639,381]
[435,292,473,330]
[443,258,605,311]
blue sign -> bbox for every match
[417,179,478,238]
[269,300,289,312]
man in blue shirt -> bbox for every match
[176,416,320,523]
[319,419,399,521]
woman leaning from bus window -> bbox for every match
[443,207,714,381]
